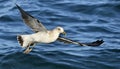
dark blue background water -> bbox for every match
[0,0,120,69]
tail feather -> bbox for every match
[17,35,24,46]
[17,35,35,48]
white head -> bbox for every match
[54,26,66,35]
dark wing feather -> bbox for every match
[83,40,104,46]
[57,37,104,46]
[16,4,47,33]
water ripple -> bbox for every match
[0,0,120,69]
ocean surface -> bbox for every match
[0,0,120,69]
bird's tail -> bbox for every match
[17,35,35,48]
[17,35,24,47]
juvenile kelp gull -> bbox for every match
[16,4,104,54]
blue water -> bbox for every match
[0,0,120,69]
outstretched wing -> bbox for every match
[16,4,47,33]
[57,37,104,46]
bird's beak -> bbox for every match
[62,31,66,36]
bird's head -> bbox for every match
[55,26,66,35]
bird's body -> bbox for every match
[16,4,104,54]
[17,27,64,48]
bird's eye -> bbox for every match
[58,28,61,30]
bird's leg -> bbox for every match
[23,43,32,54]
[23,46,30,54]
[23,43,35,54]
[27,43,36,53]
[28,46,34,52]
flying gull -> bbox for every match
[16,4,104,54]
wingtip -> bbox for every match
[16,4,22,11]
[16,4,34,19]
[16,4,19,9]
[15,3,18,6]
[96,39,104,44]
[16,4,30,19]
[87,39,104,46]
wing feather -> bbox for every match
[16,4,47,33]
[57,37,104,46]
